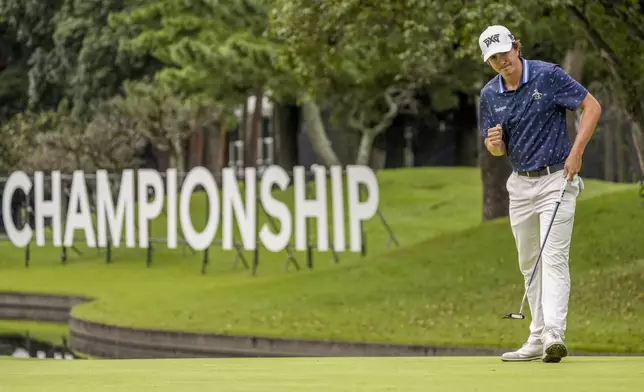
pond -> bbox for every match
[0,333,83,359]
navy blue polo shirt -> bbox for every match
[479,58,588,172]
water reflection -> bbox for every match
[0,333,83,359]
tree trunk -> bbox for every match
[384,120,406,168]
[476,95,511,221]
[371,148,387,170]
[632,121,644,178]
[615,118,627,183]
[385,144,404,168]
[246,91,264,167]
[273,101,298,171]
[454,93,479,166]
[625,100,644,178]
[301,98,341,166]
[604,119,615,182]
[237,99,248,168]
[173,141,186,174]
[479,142,512,220]
[218,126,228,171]
[356,130,377,166]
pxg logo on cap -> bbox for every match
[479,25,515,62]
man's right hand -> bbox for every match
[485,124,506,156]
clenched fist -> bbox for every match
[485,124,506,156]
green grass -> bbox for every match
[0,167,641,353]
[1,356,643,391]
[0,320,69,345]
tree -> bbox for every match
[0,108,63,172]
[111,80,220,173]
[0,62,29,125]
[557,0,644,177]
[477,0,644,177]
[57,101,146,173]
[0,0,160,119]
[268,0,467,166]
[109,0,282,166]
[453,0,644,218]
[0,23,30,123]
[1,102,144,174]
[447,2,531,220]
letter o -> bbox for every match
[179,167,220,251]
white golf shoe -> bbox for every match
[542,330,568,363]
[501,341,543,362]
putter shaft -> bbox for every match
[506,178,570,319]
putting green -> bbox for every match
[1,356,643,391]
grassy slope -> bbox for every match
[0,168,487,273]
[0,168,641,352]
[1,357,644,392]
[0,320,69,344]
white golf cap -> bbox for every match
[479,25,515,62]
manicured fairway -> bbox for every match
[1,356,643,391]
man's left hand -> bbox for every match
[564,153,582,181]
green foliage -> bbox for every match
[565,0,644,117]
[110,0,283,127]
[267,0,497,147]
[0,0,640,172]
[0,63,29,121]
[0,23,31,121]
[0,105,70,171]
[266,0,578,127]
[470,0,644,117]
[268,1,461,106]
[106,79,221,170]
[0,94,145,173]
[0,0,60,50]
[0,0,158,119]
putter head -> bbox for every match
[503,313,525,320]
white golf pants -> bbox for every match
[506,169,583,343]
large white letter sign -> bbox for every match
[166,168,178,249]
[179,167,220,251]
[34,171,62,247]
[222,167,256,250]
[96,170,135,248]
[294,165,329,251]
[63,171,96,247]
[346,165,379,252]
[259,165,291,252]
[330,165,345,252]
[2,171,32,247]
[137,169,164,248]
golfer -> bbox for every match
[477,25,601,362]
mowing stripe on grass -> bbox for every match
[1,356,643,392]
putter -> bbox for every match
[503,176,571,320]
